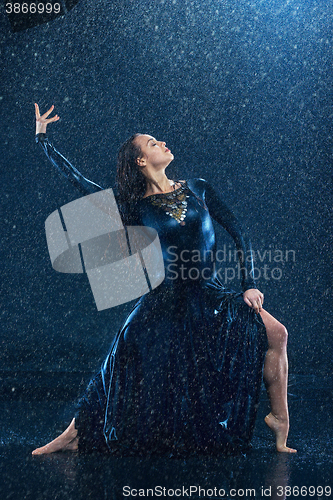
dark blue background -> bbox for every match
[1,0,332,383]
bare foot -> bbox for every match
[32,418,79,455]
[265,413,297,453]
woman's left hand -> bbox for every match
[243,288,264,314]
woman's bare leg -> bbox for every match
[259,308,297,453]
[32,418,79,455]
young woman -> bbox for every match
[32,104,296,455]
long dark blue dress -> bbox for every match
[36,133,268,455]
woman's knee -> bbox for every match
[259,309,289,350]
[279,324,288,345]
[268,322,288,350]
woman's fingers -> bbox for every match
[243,290,264,314]
[256,295,263,313]
[253,292,264,311]
[253,302,260,314]
[41,104,55,120]
[46,114,60,124]
[258,293,264,312]
[34,103,40,119]
[244,296,255,310]
[35,103,59,123]
[35,103,59,135]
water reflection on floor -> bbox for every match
[1,376,332,500]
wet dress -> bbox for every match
[36,133,268,455]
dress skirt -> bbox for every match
[75,277,267,456]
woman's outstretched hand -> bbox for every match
[35,103,60,135]
[243,288,264,314]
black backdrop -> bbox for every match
[1,0,332,387]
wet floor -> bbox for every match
[1,375,332,500]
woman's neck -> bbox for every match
[143,172,174,197]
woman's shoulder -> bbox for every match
[186,178,210,196]
[186,177,209,186]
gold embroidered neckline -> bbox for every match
[144,182,189,225]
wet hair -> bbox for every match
[115,133,207,225]
[115,133,147,225]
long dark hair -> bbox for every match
[115,134,147,225]
[115,133,207,225]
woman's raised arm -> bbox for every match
[35,103,104,195]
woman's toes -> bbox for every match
[277,444,297,453]
[31,448,42,455]
[264,413,296,453]
[31,419,78,455]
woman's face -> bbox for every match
[134,134,174,171]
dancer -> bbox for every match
[32,104,296,455]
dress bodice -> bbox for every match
[136,181,218,285]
